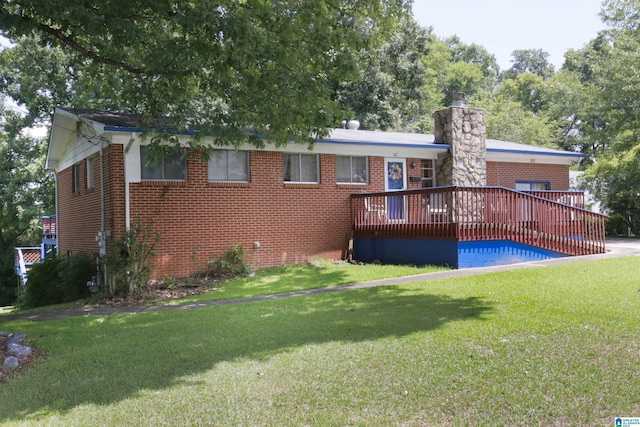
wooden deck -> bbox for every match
[351,186,607,256]
[15,215,57,284]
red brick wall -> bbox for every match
[486,161,570,190]
[406,158,424,189]
[56,146,127,260]
[104,146,127,239]
[57,153,102,257]
[58,147,571,279]
[128,151,387,278]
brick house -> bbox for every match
[46,101,596,278]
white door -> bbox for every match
[384,158,407,220]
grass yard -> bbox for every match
[0,257,639,426]
[162,260,446,304]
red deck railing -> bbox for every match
[522,190,585,209]
[42,215,57,240]
[351,186,607,256]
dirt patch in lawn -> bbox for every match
[94,278,218,306]
[0,335,45,384]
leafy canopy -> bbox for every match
[572,0,640,233]
[0,102,54,305]
[0,0,410,145]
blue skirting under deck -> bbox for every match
[353,238,566,268]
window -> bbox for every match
[516,181,549,191]
[140,146,187,181]
[284,153,319,183]
[208,150,249,182]
[421,159,436,188]
[72,163,81,193]
[86,157,94,189]
[337,156,368,184]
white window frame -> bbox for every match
[516,181,550,191]
[421,159,436,188]
[86,157,94,189]
[284,153,319,183]
[208,150,250,182]
[140,146,187,181]
[72,163,81,193]
[336,155,368,184]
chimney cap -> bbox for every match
[452,92,468,107]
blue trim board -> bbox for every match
[315,139,449,150]
[488,147,586,159]
[353,238,566,268]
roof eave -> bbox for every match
[487,148,585,166]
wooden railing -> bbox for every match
[42,215,57,240]
[351,186,607,256]
[14,247,41,285]
[522,190,585,209]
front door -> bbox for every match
[384,158,407,220]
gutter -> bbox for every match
[125,133,134,231]
[487,147,587,159]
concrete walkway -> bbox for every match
[2,238,639,323]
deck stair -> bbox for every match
[14,215,57,284]
[14,247,42,285]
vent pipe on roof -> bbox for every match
[347,119,360,130]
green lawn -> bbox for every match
[1,257,639,426]
[164,260,447,304]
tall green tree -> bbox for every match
[335,20,501,132]
[444,35,500,100]
[504,49,555,80]
[483,95,555,147]
[0,0,410,145]
[0,36,131,126]
[0,104,53,305]
[0,35,127,305]
[576,0,640,234]
[334,17,439,131]
[498,72,547,114]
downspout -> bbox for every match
[99,140,105,248]
[99,139,107,288]
[53,171,59,254]
[125,133,133,230]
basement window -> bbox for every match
[140,146,187,181]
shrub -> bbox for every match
[60,253,97,301]
[21,253,94,308]
[105,219,160,296]
[206,244,250,278]
[605,213,633,237]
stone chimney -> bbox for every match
[433,92,487,187]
